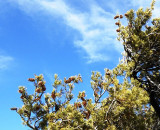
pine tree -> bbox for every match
[116,0,160,118]
[11,0,160,129]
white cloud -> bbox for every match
[152,1,160,18]
[0,55,14,70]
[8,0,124,63]
[130,0,151,8]
[6,0,160,63]
[39,0,123,63]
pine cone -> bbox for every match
[28,78,35,82]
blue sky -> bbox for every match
[0,0,159,129]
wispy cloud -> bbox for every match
[130,0,151,7]
[0,55,14,70]
[8,0,123,63]
[9,0,159,63]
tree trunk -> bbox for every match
[149,91,160,118]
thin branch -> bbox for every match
[105,98,116,119]
[96,89,107,103]
[34,117,43,129]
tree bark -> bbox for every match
[149,91,160,118]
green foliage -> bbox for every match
[11,68,159,129]
[116,0,160,117]
[11,0,160,129]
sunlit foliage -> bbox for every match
[11,0,160,129]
